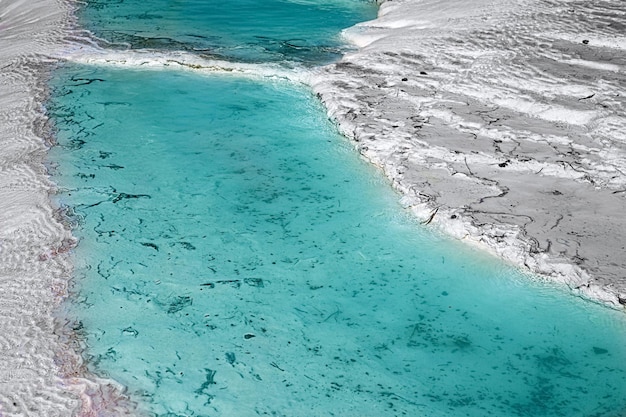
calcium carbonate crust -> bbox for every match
[313,0,626,309]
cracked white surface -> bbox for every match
[313,0,626,307]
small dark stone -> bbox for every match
[244,333,256,339]
[450,215,457,219]
[593,347,608,355]
[420,71,427,75]
[401,77,408,81]
[498,162,508,168]
[582,39,589,44]
[200,282,215,288]
[552,190,563,195]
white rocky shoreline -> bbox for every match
[313,0,626,308]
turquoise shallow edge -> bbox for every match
[77,0,379,65]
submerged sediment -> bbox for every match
[2,0,626,413]
[313,0,626,307]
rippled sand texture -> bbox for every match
[314,0,626,306]
[0,0,132,415]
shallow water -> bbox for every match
[79,0,378,64]
[49,65,626,416]
[46,0,626,415]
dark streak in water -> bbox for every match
[140,242,159,251]
[112,192,151,203]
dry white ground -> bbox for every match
[314,0,626,307]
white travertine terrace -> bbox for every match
[313,0,626,307]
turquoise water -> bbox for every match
[80,0,378,64]
[48,0,626,416]
[49,66,626,416]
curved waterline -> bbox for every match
[44,0,626,415]
[49,65,626,416]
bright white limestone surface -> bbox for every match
[313,0,626,307]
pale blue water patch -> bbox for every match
[48,64,626,416]
[79,0,378,64]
